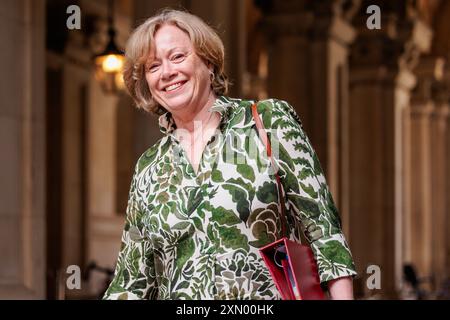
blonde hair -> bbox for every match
[123,8,229,115]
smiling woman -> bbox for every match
[144,24,215,122]
[123,9,228,116]
[103,8,357,300]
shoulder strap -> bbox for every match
[251,103,289,239]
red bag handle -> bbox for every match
[251,103,289,239]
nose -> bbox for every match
[160,60,177,81]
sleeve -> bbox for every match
[267,99,357,284]
[103,163,158,300]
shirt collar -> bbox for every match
[158,96,235,136]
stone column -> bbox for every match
[430,66,450,290]
[446,72,450,283]
[446,70,450,287]
[405,57,449,292]
[61,29,94,296]
[262,0,358,232]
[408,76,434,289]
[348,1,432,297]
[430,100,450,291]
[0,0,46,298]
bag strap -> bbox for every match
[251,103,289,239]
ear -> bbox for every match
[207,61,214,72]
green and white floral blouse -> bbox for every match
[103,96,357,300]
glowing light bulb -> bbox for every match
[102,55,123,72]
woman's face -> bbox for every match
[145,24,213,114]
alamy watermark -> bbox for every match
[170,121,282,175]
[63,263,383,291]
[66,265,81,290]
[66,5,81,30]
[366,264,381,290]
[366,5,381,30]
[66,4,382,31]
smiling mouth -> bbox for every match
[164,81,187,92]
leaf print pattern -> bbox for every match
[103,96,357,300]
[247,203,281,248]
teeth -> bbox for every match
[165,82,183,91]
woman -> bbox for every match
[104,9,357,300]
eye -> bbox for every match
[146,63,160,73]
[171,53,186,62]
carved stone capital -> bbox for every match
[262,13,314,39]
[350,1,433,70]
[261,0,358,44]
[311,0,361,23]
[433,65,450,107]
[398,19,433,70]
[411,56,445,105]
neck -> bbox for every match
[172,92,217,133]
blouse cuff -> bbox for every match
[309,232,358,284]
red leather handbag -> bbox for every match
[251,103,326,300]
